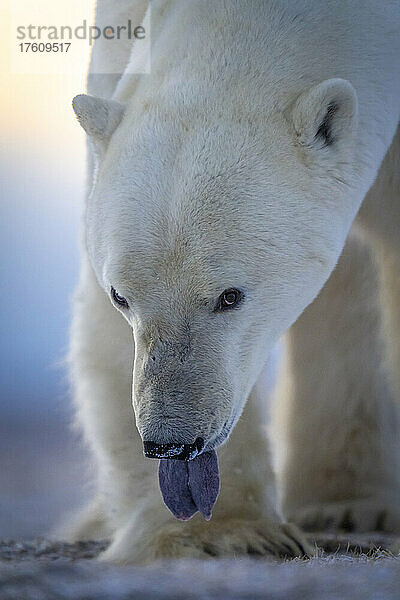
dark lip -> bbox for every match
[142,418,235,459]
[143,437,205,461]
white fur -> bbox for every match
[58,0,400,562]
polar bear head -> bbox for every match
[73,78,358,452]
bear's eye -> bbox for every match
[214,288,244,312]
[111,286,129,309]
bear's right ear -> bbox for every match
[72,94,125,147]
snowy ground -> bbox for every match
[1,536,400,600]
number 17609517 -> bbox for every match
[19,42,71,52]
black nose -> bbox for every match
[143,437,204,461]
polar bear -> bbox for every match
[60,0,400,563]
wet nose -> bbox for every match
[143,437,204,461]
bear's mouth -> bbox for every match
[158,450,220,520]
[143,437,205,461]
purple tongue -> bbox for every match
[187,451,219,521]
[158,460,197,521]
[158,451,220,521]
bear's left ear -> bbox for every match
[72,94,125,149]
[290,78,358,150]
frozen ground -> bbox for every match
[1,535,400,600]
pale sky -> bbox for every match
[1,1,96,413]
[1,0,93,175]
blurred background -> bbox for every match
[0,0,95,537]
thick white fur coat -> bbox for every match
[59,0,400,562]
